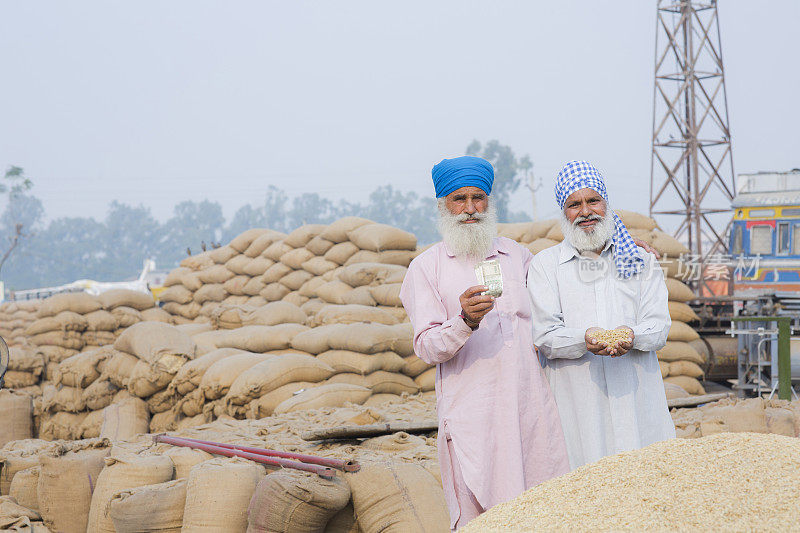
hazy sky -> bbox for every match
[1,1,798,226]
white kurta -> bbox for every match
[527,240,676,470]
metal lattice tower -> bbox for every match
[649,0,736,259]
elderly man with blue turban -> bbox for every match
[527,160,675,471]
[399,156,570,529]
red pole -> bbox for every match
[153,434,338,479]
[169,435,359,472]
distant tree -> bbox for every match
[362,185,438,245]
[466,140,532,222]
[0,166,36,275]
[159,200,224,266]
[287,193,342,229]
[97,201,160,281]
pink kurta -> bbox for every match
[400,237,569,528]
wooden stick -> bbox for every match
[302,420,439,441]
[667,392,733,409]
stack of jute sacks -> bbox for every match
[671,396,800,438]
[497,209,706,396]
[0,300,40,348]
[0,394,447,533]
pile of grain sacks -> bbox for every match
[671,396,800,438]
[498,209,706,396]
[0,394,447,533]
[0,300,40,348]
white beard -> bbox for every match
[560,209,616,252]
[437,199,498,260]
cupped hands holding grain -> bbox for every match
[585,326,634,357]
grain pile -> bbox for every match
[463,432,800,532]
[498,210,706,396]
[0,300,40,348]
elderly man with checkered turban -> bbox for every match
[527,160,676,470]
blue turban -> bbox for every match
[555,160,644,279]
[431,156,494,198]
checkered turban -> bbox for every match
[555,160,644,278]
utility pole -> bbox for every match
[649,0,736,266]
[524,165,542,221]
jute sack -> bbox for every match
[38,444,110,533]
[99,289,154,311]
[280,248,315,270]
[0,496,42,529]
[365,371,420,395]
[159,285,194,305]
[764,407,796,437]
[326,373,368,388]
[42,385,85,413]
[315,280,353,304]
[665,278,694,302]
[262,262,293,284]
[37,293,102,318]
[659,360,670,378]
[140,307,172,323]
[346,461,449,533]
[244,382,315,419]
[241,277,268,296]
[9,465,39,511]
[244,231,285,258]
[246,470,350,533]
[545,223,564,241]
[87,453,175,533]
[298,277,326,298]
[699,398,767,434]
[324,241,359,265]
[277,271,311,293]
[521,219,557,242]
[147,388,178,414]
[242,257,274,277]
[193,283,228,304]
[328,323,414,356]
[263,241,293,263]
[226,353,334,405]
[321,216,372,243]
[230,228,271,253]
[114,321,196,365]
[260,282,291,302]
[526,238,560,255]
[657,341,705,365]
[226,255,252,276]
[29,330,85,350]
[216,323,309,353]
[0,391,33,446]
[273,383,371,414]
[126,359,179,397]
[111,306,143,328]
[7,347,45,376]
[668,360,704,379]
[347,224,416,252]
[190,330,226,356]
[25,311,89,336]
[56,348,109,388]
[101,350,139,388]
[163,302,201,320]
[85,310,120,331]
[361,432,427,453]
[2,370,38,388]
[223,275,250,295]
[615,210,658,231]
[312,304,398,327]
[78,409,106,439]
[83,330,117,347]
[305,235,335,256]
[149,408,183,434]
[180,250,214,270]
[497,222,531,242]
[669,301,700,323]
[109,479,186,533]
[368,283,402,307]
[99,397,150,441]
[401,354,433,377]
[337,262,407,288]
[302,257,337,277]
[213,302,306,330]
[164,267,192,287]
[170,348,245,395]
[200,352,273,400]
[664,382,689,401]
[284,224,326,248]
[182,458,265,533]
[317,350,404,375]
[162,447,212,480]
[663,375,706,396]
[35,345,79,364]
[651,230,690,256]
[414,367,436,392]
[1,454,38,496]
[38,411,88,441]
[667,321,700,342]
[83,380,119,411]
[209,245,238,265]
[198,264,235,285]
[290,324,347,354]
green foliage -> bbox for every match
[466,140,532,222]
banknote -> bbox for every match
[475,259,503,297]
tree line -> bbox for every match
[0,140,533,290]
